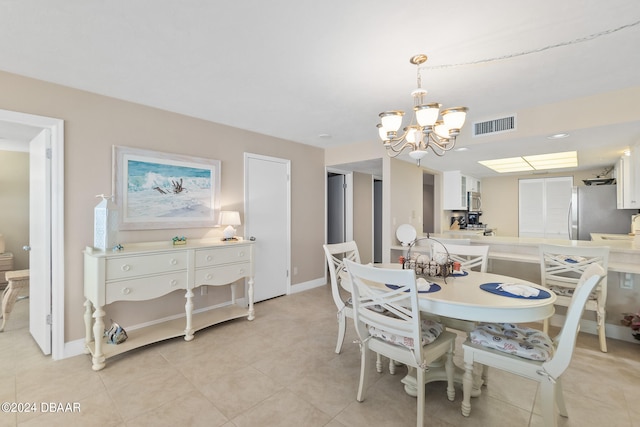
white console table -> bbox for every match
[83,239,254,371]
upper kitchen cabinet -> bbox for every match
[443,170,481,211]
[615,147,640,209]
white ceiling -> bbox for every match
[1,1,639,177]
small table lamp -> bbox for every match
[219,211,241,241]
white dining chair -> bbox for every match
[539,244,609,352]
[431,243,489,272]
[322,241,360,354]
[323,242,396,373]
[344,259,456,427]
[461,264,605,426]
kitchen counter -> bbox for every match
[590,233,634,241]
[446,234,640,274]
[392,233,640,274]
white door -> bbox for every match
[29,129,52,354]
[244,153,290,302]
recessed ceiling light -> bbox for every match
[546,133,570,139]
[318,134,332,139]
[454,147,469,152]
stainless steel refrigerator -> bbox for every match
[569,184,638,240]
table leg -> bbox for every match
[91,306,106,371]
[400,357,482,398]
[247,276,255,321]
[184,289,194,341]
[83,299,93,355]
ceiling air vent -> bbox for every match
[473,115,516,137]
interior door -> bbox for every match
[327,173,346,244]
[244,153,290,302]
[29,129,52,354]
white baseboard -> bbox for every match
[547,314,640,345]
[290,277,326,294]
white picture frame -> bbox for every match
[113,146,221,230]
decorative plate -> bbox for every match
[396,224,417,246]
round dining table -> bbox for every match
[340,263,556,323]
[340,263,557,397]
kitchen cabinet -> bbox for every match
[615,148,640,209]
[443,170,481,211]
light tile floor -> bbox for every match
[0,284,639,426]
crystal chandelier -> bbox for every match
[377,54,468,165]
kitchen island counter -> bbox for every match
[392,234,640,274]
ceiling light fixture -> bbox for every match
[479,151,577,173]
[546,133,570,139]
[376,54,468,166]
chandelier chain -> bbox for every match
[423,20,640,70]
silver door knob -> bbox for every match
[23,245,31,251]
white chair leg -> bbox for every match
[461,357,474,417]
[597,308,607,353]
[481,364,489,387]
[539,380,559,427]
[335,310,346,354]
[555,377,568,418]
[388,358,395,375]
[356,344,369,402]
[543,317,550,334]
[416,368,425,427]
[376,353,383,373]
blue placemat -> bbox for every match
[451,270,469,277]
[385,283,441,294]
[480,283,551,299]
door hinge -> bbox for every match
[46,314,52,325]
[46,148,52,159]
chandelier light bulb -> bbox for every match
[379,111,404,133]
[414,103,441,127]
[434,121,451,140]
[442,107,468,131]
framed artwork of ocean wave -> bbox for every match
[113,146,221,230]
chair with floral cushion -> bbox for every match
[344,259,456,427]
[461,264,605,426]
[539,244,609,352]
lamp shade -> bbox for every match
[441,107,468,130]
[219,211,241,226]
[414,103,441,126]
[379,111,404,133]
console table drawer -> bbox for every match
[106,272,187,304]
[106,252,188,280]
[196,247,250,267]
[195,263,251,285]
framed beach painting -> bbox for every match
[113,146,221,230]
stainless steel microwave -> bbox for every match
[467,191,481,211]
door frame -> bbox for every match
[0,109,64,360]
[325,168,354,244]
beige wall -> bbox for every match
[481,168,608,237]
[0,70,325,343]
[390,158,423,245]
[353,172,373,264]
[0,150,29,269]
